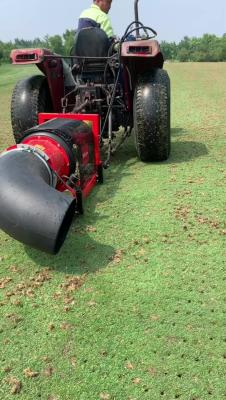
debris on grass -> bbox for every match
[60,275,86,292]
[4,268,53,300]
[111,249,124,264]
[70,357,77,367]
[5,313,22,324]
[64,305,72,312]
[9,265,19,273]
[150,315,160,321]
[87,300,97,307]
[53,291,61,300]
[143,237,150,244]
[48,323,55,332]
[138,247,146,256]
[148,367,157,376]
[195,214,224,231]
[23,368,39,378]
[60,322,73,331]
[100,393,110,400]
[187,177,205,184]
[125,361,134,370]
[31,268,53,284]
[86,225,97,233]
[175,205,191,221]
[5,376,22,394]
[0,277,12,289]
[43,366,54,377]
[132,377,142,384]
[11,299,23,307]
[64,296,75,305]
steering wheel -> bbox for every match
[122,21,157,42]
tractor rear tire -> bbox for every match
[11,75,52,143]
[133,69,171,162]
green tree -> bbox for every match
[220,34,226,60]
[177,48,191,62]
[63,29,76,55]
[47,35,64,54]
[160,41,177,60]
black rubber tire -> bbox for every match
[11,75,52,143]
[133,69,171,162]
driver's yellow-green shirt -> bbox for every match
[79,4,114,38]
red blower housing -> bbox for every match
[0,114,102,254]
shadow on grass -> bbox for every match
[23,132,207,271]
[25,137,137,275]
[169,140,208,163]
[171,128,189,136]
[169,127,209,163]
[25,232,114,275]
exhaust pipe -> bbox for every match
[134,0,140,38]
[0,118,96,254]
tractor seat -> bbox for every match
[74,27,110,58]
[73,28,110,74]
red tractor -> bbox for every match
[0,0,170,254]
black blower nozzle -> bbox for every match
[0,149,76,254]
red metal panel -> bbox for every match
[121,39,161,58]
[41,58,64,113]
[82,175,98,198]
[22,135,70,192]
[38,113,101,198]
[10,48,47,64]
[38,113,101,166]
[10,49,65,113]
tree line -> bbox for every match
[0,30,75,63]
[161,34,226,62]
[1,31,226,62]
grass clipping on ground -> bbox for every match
[0,63,226,399]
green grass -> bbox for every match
[0,63,226,400]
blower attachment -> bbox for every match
[0,117,100,254]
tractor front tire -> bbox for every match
[11,75,52,143]
[133,69,171,162]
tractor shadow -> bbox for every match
[25,233,115,276]
[25,129,207,272]
[25,135,137,275]
[171,128,189,137]
[168,127,209,163]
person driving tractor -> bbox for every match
[77,0,114,39]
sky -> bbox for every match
[0,0,226,43]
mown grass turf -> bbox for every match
[0,63,226,400]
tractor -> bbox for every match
[0,0,170,254]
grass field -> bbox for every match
[0,63,226,400]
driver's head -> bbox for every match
[94,0,112,14]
